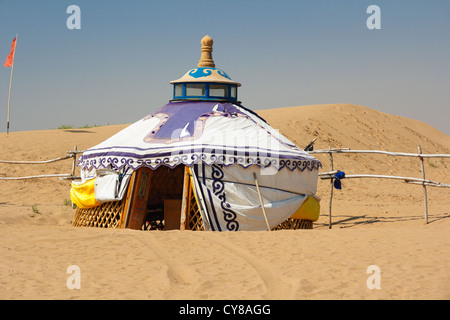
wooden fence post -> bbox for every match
[71,145,78,177]
[328,147,333,229]
[418,145,428,224]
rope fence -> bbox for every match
[0,146,83,181]
[1,144,449,228]
[309,145,450,227]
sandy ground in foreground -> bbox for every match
[1,221,449,300]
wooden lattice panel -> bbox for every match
[72,199,125,228]
[186,190,204,231]
[273,218,313,230]
[184,173,204,231]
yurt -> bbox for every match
[70,35,322,231]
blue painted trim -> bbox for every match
[173,82,238,102]
[205,83,210,97]
[188,67,231,80]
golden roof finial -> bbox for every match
[197,35,215,68]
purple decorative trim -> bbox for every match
[78,151,321,172]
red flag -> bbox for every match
[4,37,17,68]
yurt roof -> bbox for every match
[78,100,320,172]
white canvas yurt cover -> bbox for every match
[71,35,322,231]
[75,100,321,230]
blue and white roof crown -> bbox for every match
[170,35,241,87]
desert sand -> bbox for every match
[0,103,449,300]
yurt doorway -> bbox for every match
[124,165,185,231]
[144,165,184,230]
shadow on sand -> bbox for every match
[315,212,450,229]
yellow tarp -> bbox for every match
[70,178,102,209]
[290,195,320,222]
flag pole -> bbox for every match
[6,33,17,134]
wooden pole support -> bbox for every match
[418,145,428,224]
[6,34,18,134]
[253,172,271,231]
[71,145,78,177]
[328,147,334,229]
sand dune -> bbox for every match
[0,104,449,300]
[259,104,450,228]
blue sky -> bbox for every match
[1,0,449,134]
